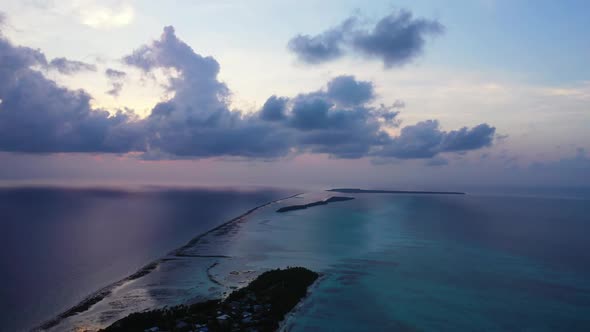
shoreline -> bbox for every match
[35,188,456,330]
[276,196,354,213]
[328,188,466,195]
[36,192,303,331]
[101,267,319,332]
[277,272,327,331]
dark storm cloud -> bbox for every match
[288,10,443,67]
[0,24,494,162]
[0,34,144,153]
[105,68,127,96]
[49,57,97,74]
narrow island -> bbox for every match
[101,267,319,332]
[276,196,354,213]
[328,188,466,195]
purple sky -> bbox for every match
[0,1,588,189]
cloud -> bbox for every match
[105,68,127,96]
[283,92,392,158]
[260,95,288,121]
[124,26,229,113]
[49,57,97,74]
[440,124,496,152]
[122,27,403,159]
[0,36,47,70]
[105,68,126,79]
[379,120,495,159]
[0,33,143,153]
[287,18,355,64]
[326,75,374,107]
[0,24,493,162]
[123,26,292,158]
[351,10,444,67]
[288,10,443,67]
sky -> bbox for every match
[0,0,588,190]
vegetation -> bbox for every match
[328,188,466,195]
[101,267,319,332]
[276,196,354,213]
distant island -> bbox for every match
[328,188,466,195]
[276,196,354,213]
[101,267,319,332]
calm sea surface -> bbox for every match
[278,193,590,331]
[1,188,589,331]
[0,186,292,332]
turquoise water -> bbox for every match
[277,194,590,331]
[48,191,590,331]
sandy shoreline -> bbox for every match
[36,192,303,331]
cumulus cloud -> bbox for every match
[288,9,444,67]
[124,26,230,114]
[379,120,495,159]
[351,10,444,67]
[49,57,97,74]
[121,27,424,159]
[105,68,127,96]
[0,33,143,153]
[440,124,496,152]
[280,92,393,158]
[287,18,355,64]
[123,26,280,158]
[260,96,288,121]
[0,24,493,162]
[326,75,374,107]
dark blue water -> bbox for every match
[0,186,293,332]
[2,188,590,331]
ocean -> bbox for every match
[1,187,589,331]
[0,186,293,332]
